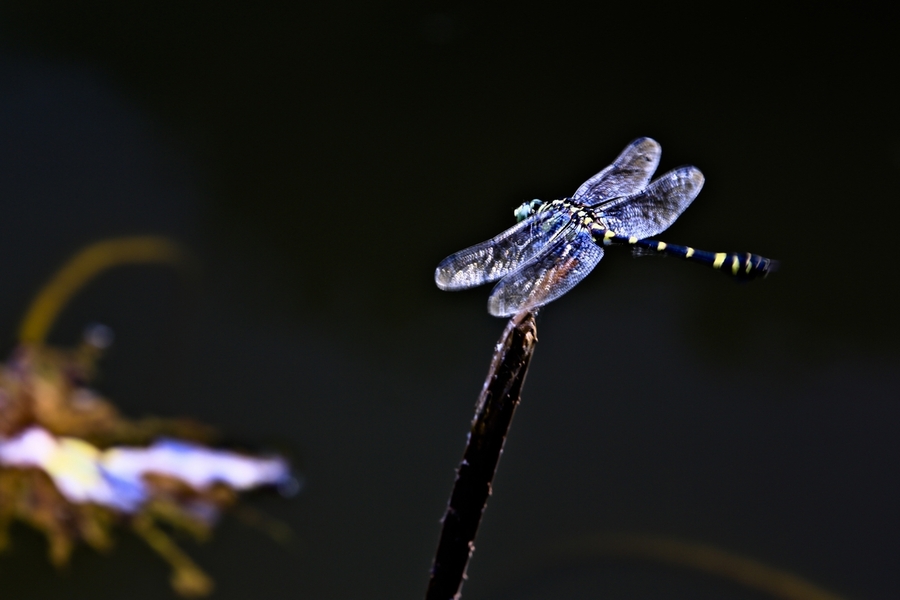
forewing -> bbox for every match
[488,227,604,317]
[435,209,573,290]
[599,166,704,239]
[573,137,661,206]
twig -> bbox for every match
[426,311,538,600]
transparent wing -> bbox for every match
[435,209,573,290]
[488,226,604,317]
[573,137,661,206]
[598,166,704,239]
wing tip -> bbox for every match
[690,167,705,189]
[630,136,661,151]
[434,265,457,290]
[672,165,705,191]
[626,137,662,164]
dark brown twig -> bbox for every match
[426,311,538,600]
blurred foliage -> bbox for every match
[0,237,290,597]
[537,534,847,600]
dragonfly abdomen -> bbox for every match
[589,226,777,280]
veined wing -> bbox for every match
[597,166,704,239]
[488,226,604,317]
[573,137,661,206]
[435,208,573,290]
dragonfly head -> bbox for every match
[514,199,544,222]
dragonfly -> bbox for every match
[435,137,777,317]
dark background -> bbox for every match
[0,3,897,599]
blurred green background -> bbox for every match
[0,3,897,599]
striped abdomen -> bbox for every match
[589,225,778,281]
